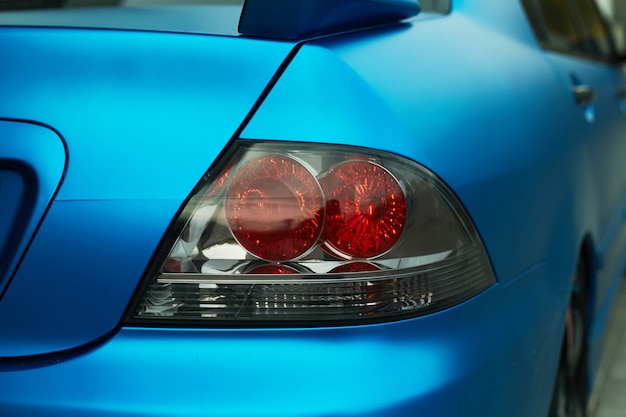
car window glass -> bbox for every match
[0,0,243,10]
[572,0,614,58]
[536,0,583,53]
[419,0,451,13]
[521,0,549,42]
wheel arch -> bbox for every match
[579,235,596,319]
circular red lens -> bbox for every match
[320,161,406,259]
[225,154,324,261]
[246,264,300,274]
[329,262,381,273]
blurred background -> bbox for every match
[590,279,626,417]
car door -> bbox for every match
[524,0,626,354]
[523,0,626,366]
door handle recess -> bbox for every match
[572,84,595,107]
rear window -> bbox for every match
[2,0,447,13]
[0,0,243,11]
[419,0,451,13]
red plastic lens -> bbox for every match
[135,143,497,325]
[329,262,381,273]
[246,264,300,274]
[225,154,324,261]
[320,161,407,259]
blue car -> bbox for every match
[0,0,625,416]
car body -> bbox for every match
[0,0,625,416]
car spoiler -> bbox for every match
[238,0,420,40]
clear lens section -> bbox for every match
[130,141,495,325]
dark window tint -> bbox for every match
[521,0,548,42]
[536,0,582,52]
[419,0,451,13]
[0,0,242,10]
[572,0,614,59]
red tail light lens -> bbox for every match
[329,262,381,273]
[320,161,406,259]
[225,154,324,261]
[245,264,300,274]
[129,141,495,326]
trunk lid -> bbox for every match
[0,19,294,357]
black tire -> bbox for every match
[549,258,589,417]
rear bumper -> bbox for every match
[0,263,566,417]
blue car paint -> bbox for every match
[0,121,66,298]
[243,10,582,284]
[0,1,624,416]
[540,51,626,374]
[243,2,626,407]
[0,264,564,417]
[0,28,294,201]
[0,28,296,357]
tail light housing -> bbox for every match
[127,141,495,326]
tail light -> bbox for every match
[127,141,495,326]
